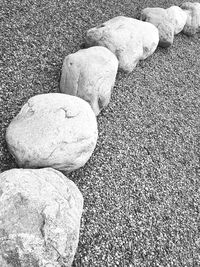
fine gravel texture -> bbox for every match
[1,0,200,266]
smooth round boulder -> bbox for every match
[6,93,98,172]
[60,46,118,116]
[181,2,200,35]
[0,168,83,267]
[85,16,159,73]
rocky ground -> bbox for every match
[1,0,200,266]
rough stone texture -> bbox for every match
[181,2,200,35]
[6,93,98,172]
[1,0,200,266]
[166,6,187,34]
[60,46,118,116]
[140,7,175,47]
[0,168,83,267]
[140,6,187,45]
[85,16,159,73]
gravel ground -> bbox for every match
[1,0,200,266]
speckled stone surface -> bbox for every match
[0,168,83,267]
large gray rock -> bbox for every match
[6,93,98,172]
[60,46,118,116]
[85,16,159,73]
[0,168,83,267]
[181,2,200,35]
[140,7,175,47]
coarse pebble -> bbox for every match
[1,0,200,266]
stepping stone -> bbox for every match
[166,6,187,35]
[85,16,159,73]
[6,93,98,172]
[0,168,83,267]
[140,6,187,47]
[60,46,118,116]
[181,2,200,35]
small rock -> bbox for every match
[166,6,187,34]
[181,2,200,35]
[0,168,83,267]
[6,93,98,172]
[85,16,159,73]
[140,7,175,47]
[60,46,118,116]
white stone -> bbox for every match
[181,2,200,35]
[141,6,187,47]
[6,93,98,172]
[141,7,175,47]
[166,6,187,34]
[60,46,118,116]
[0,168,83,267]
[85,16,159,73]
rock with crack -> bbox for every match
[180,2,200,35]
[85,16,159,73]
[6,93,98,172]
[140,6,187,47]
[60,46,118,116]
[0,168,83,267]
